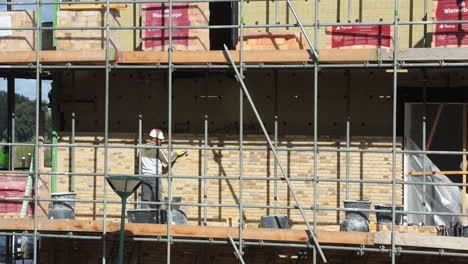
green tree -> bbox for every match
[0,91,49,143]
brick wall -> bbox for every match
[0,11,35,51]
[55,133,403,227]
[56,10,121,50]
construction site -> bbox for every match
[1,0,468,263]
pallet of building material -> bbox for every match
[236,31,305,50]
[369,223,437,234]
[432,0,468,48]
[56,10,121,50]
[0,11,35,51]
[326,25,393,49]
[142,3,210,51]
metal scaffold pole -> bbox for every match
[103,0,111,261]
[33,0,41,260]
[223,44,327,263]
[167,0,174,261]
[391,0,399,262]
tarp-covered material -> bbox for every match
[0,176,33,214]
[405,139,468,225]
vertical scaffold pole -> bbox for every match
[204,115,208,226]
[33,0,41,261]
[167,0,174,262]
[223,45,327,263]
[102,0,111,261]
[391,0,399,262]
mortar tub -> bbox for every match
[259,215,289,229]
[51,192,76,211]
[164,196,182,210]
[127,209,159,224]
[375,204,404,225]
[341,200,372,232]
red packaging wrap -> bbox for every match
[327,25,392,48]
[433,0,468,47]
[143,3,190,50]
[0,176,33,214]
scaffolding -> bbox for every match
[0,0,468,263]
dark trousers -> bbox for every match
[141,176,162,209]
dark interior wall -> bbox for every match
[55,69,397,137]
[209,2,237,50]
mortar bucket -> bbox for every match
[343,200,372,221]
[51,192,76,211]
[375,204,404,225]
[127,209,159,224]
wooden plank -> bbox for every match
[0,219,373,245]
[117,49,379,64]
[426,104,444,151]
[463,105,467,225]
[379,48,468,61]
[60,4,127,10]
[407,170,468,176]
[4,48,468,65]
[374,232,468,251]
[369,223,437,234]
[0,50,116,64]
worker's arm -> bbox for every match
[158,149,182,165]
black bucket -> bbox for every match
[159,209,188,225]
[341,218,370,232]
[164,197,182,210]
[375,204,404,225]
[127,209,159,224]
[259,215,289,229]
[341,200,371,232]
[51,192,76,211]
[463,225,468,237]
[343,200,371,221]
[48,208,75,220]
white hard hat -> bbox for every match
[149,128,165,140]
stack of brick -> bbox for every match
[142,3,210,51]
[0,11,35,51]
[236,31,305,50]
[56,10,121,50]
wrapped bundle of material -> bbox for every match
[142,3,210,51]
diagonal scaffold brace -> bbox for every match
[228,235,247,264]
[223,45,327,263]
[285,0,319,62]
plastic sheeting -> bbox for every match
[405,139,468,226]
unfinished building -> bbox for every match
[1,0,468,263]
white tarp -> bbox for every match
[405,139,468,226]
[0,16,12,37]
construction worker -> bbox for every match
[0,146,8,170]
[140,128,187,209]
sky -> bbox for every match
[0,0,54,22]
[0,78,52,103]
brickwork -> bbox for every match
[56,10,121,50]
[237,31,305,50]
[0,11,35,51]
[54,133,403,228]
